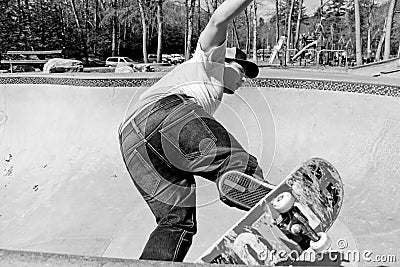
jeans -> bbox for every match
[119,94,263,261]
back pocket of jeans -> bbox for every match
[126,149,161,198]
[160,110,217,161]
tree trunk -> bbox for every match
[197,0,201,37]
[232,20,241,48]
[69,0,89,60]
[286,0,295,63]
[23,0,32,49]
[375,19,386,61]
[354,0,362,65]
[294,0,304,49]
[69,0,81,32]
[275,0,280,43]
[244,7,251,55]
[84,0,89,64]
[185,0,196,60]
[367,21,371,58]
[93,0,99,54]
[205,0,211,20]
[383,0,397,60]
[111,21,117,56]
[366,3,374,59]
[94,0,99,29]
[213,0,218,13]
[252,0,257,62]
[184,0,189,55]
[367,28,371,59]
[156,0,163,63]
[138,0,148,63]
[111,0,118,56]
[397,42,400,57]
[58,3,67,52]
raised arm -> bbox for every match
[200,0,254,52]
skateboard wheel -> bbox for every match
[272,192,295,213]
[310,232,331,253]
[290,223,303,234]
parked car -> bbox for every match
[147,54,157,63]
[135,64,155,72]
[43,58,83,73]
[11,65,37,72]
[147,54,172,64]
[162,54,172,64]
[170,54,185,64]
[105,56,135,67]
[85,57,105,67]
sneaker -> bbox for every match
[218,171,275,210]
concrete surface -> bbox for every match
[348,57,400,77]
[0,248,226,267]
[0,73,399,266]
[0,247,354,267]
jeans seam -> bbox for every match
[144,99,194,141]
[119,123,134,144]
[160,110,217,160]
[146,142,175,170]
[137,103,186,142]
[135,97,184,127]
[123,138,146,160]
[126,149,162,197]
[173,230,187,261]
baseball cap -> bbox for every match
[225,47,259,78]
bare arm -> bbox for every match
[200,0,254,52]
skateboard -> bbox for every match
[197,158,343,265]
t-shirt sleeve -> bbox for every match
[192,32,227,64]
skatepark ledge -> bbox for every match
[0,249,261,267]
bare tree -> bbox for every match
[275,0,280,43]
[232,19,241,48]
[383,0,397,59]
[366,1,375,59]
[213,0,218,12]
[398,41,400,57]
[252,0,257,62]
[286,0,295,63]
[69,0,89,61]
[69,0,81,36]
[354,0,362,65]
[397,44,400,57]
[294,0,304,49]
[185,0,196,60]
[205,0,212,19]
[138,0,148,62]
[375,18,386,61]
[197,0,201,37]
[156,0,163,63]
[111,0,118,56]
[244,7,251,55]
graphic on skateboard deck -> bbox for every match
[197,158,343,265]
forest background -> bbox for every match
[0,0,398,66]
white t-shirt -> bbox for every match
[123,36,227,125]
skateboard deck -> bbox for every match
[197,158,343,265]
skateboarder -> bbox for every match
[118,0,272,262]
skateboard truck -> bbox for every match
[272,192,331,253]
